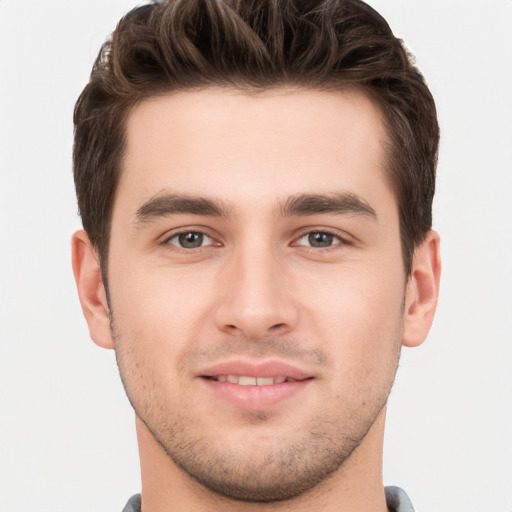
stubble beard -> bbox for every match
[112,317,402,503]
[141,409,386,503]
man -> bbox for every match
[71,0,441,510]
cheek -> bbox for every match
[301,259,404,328]
[108,263,218,372]
[299,263,404,379]
[110,284,193,417]
[111,261,212,326]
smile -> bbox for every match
[208,375,297,386]
[199,362,314,409]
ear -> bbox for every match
[71,230,114,349]
[402,230,441,347]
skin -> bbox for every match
[72,88,441,511]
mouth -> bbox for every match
[198,361,314,409]
[204,375,302,386]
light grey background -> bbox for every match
[1,1,511,511]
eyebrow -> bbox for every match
[279,192,377,219]
[135,193,232,223]
[134,191,377,224]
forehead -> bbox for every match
[118,87,391,212]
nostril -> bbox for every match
[270,323,285,330]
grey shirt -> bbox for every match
[122,485,415,512]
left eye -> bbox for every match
[167,231,213,249]
[296,231,341,248]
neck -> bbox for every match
[136,408,389,512]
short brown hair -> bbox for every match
[73,0,439,275]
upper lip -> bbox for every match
[198,360,312,380]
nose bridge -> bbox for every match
[215,234,297,337]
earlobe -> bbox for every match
[71,230,114,349]
[402,230,441,348]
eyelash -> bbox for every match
[161,227,352,252]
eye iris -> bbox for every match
[178,232,203,248]
[308,232,333,247]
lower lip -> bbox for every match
[200,378,311,410]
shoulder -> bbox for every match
[385,486,415,512]
[121,494,141,512]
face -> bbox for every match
[107,88,407,501]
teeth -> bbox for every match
[214,375,288,386]
[239,376,257,386]
[256,377,274,386]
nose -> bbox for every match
[214,245,299,339]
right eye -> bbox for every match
[166,231,214,249]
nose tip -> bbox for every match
[222,316,291,339]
